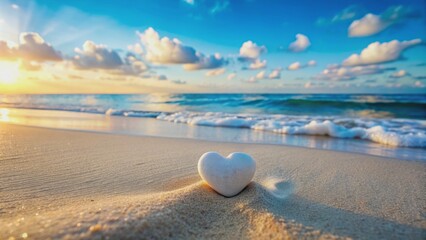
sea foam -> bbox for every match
[156,111,426,148]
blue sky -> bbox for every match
[0,0,425,93]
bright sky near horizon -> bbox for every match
[0,0,425,94]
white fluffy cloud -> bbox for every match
[127,43,144,55]
[138,27,227,70]
[287,60,317,71]
[18,33,62,61]
[348,14,390,37]
[316,64,395,81]
[253,69,281,80]
[73,41,123,69]
[0,32,61,71]
[121,54,149,76]
[288,34,310,52]
[205,68,226,76]
[227,73,236,80]
[255,70,266,79]
[184,53,227,70]
[288,62,302,71]
[239,41,267,61]
[0,32,62,62]
[304,81,313,88]
[349,5,421,37]
[268,68,281,79]
[342,39,422,66]
[238,40,267,69]
[307,60,317,66]
[390,69,409,78]
[248,59,267,69]
[138,27,199,64]
[72,42,149,77]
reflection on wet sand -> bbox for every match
[1,108,424,161]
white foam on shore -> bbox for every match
[156,112,426,148]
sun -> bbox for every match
[0,61,20,84]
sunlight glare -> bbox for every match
[0,61,20,84]
[0,108,10,121]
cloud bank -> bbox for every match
[316,64,395,81]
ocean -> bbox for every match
[1,93,425,160]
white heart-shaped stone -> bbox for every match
[198,152,256,197]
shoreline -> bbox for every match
[1,107,425,161]
[4,121,426,163]
[1,123,425,239]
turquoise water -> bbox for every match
[1,94,425,119]
[0,94,425,157]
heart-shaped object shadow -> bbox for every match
[198,152,256,197]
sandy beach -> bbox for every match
[0,122,425,239]
[1,0,426,238]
